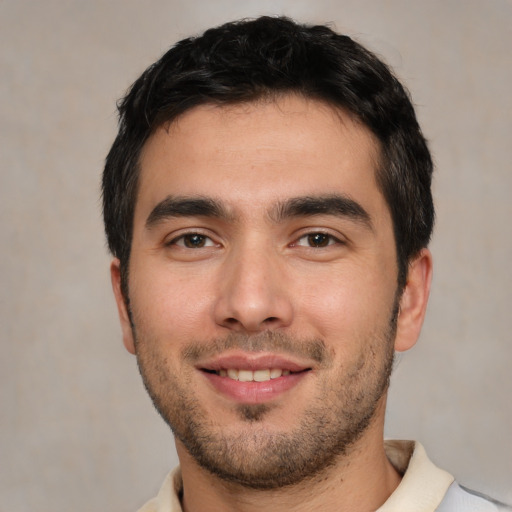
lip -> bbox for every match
[197,351,313,404]
[198,352,311,372]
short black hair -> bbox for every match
[102,16,434,295]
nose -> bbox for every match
[213,242,294,333]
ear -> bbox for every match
[110,258,136,355]
[394,249,433,353]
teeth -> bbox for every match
[270,368,282,379]
[238,370,253,382]
[253,369,270,382]
[217,368,291,382]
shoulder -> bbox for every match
[381,441,510,512]
[436,482,512,512]
[136,497,159,512]
[135,467,183,512]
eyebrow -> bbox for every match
[145,193,372,230]
[270,194,373,229]
[145,196,232,228]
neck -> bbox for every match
[176,401,401,512]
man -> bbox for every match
[102,16,508,512]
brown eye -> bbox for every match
[183,234,207,248]
[296,232,338,248]
[171,233,215,248]
[306,233,331,247]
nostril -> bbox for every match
[220,316,281,332]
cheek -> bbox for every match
[294,264,396,340]
[129,265,214,340]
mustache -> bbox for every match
[181,331,330,365]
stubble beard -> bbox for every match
[133,311,397,490]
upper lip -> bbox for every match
[196,352,313,372]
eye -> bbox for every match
[171,233,216,249]
[295,232,339,248]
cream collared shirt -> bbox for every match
[136,441,503,512]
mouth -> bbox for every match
[203,367,308,382]
[198,354,313,404]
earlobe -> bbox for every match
[394,249,433,353]
[110,258,136,355]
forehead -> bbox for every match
[136,95,383,220]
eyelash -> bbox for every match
[294,232,343,248]
[166,230,343,250]
[167,232,217,249]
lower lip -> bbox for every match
[202,371,308,404]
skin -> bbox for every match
[111,95,432,512]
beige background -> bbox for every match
[1,0,511,510]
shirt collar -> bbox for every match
[142,440,454,512]
[377,440,454,512]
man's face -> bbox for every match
[112,95,422,488]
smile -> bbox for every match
[197,352,314,403]
[214,368,292,382]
